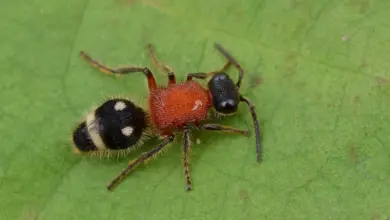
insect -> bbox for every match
[72,43,261,191]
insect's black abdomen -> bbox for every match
[72,122,97,152]
[95,98,147,150]
[208,72,239,114]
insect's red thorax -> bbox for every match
[149,81,212,134]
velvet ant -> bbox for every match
[72,43,261,191]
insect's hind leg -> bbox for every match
[80,51,157,90]
[107,135,175,191]
[182,126,192,191]
[147,44,176,85]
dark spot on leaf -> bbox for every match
[358,0,370,14]
[290,0,297,8]
[359,61,368,69]
[283,52,298,78]
[249,75,263,88]
[20,208,39,220]
[315,93,322,100]
[292,20,308,39]
[259,119,267,128]
[349,144,358,163]
[290,0,304,9]
[295,81,307,90]
[239,188,249,201]
[348,0,370,14]
[372,211,381,220]
[353,96,360,105]
[376,76,390,87]
[327,103,335,108]
[235,10,246,17]
[115,0,136,6]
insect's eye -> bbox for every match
[216,99,238,114]
[213,72,229,81]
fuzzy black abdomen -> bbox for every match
[95,99,147,150]
[72,98,148,152]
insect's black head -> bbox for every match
[72,98,148,152]
[208,72,240,115]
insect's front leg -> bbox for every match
[197,123,250,136]
[147,44,176,85]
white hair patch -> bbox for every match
[114,101,127,111]
[191,100,203,111]
[121,126,134,137]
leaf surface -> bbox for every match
[1,0,390,219]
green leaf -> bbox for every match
[1,0,390,219]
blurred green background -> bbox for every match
[1,0,389,219]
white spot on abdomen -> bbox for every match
[114,101,126,111]
[191,100,203,111]
[121,126,134,137]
